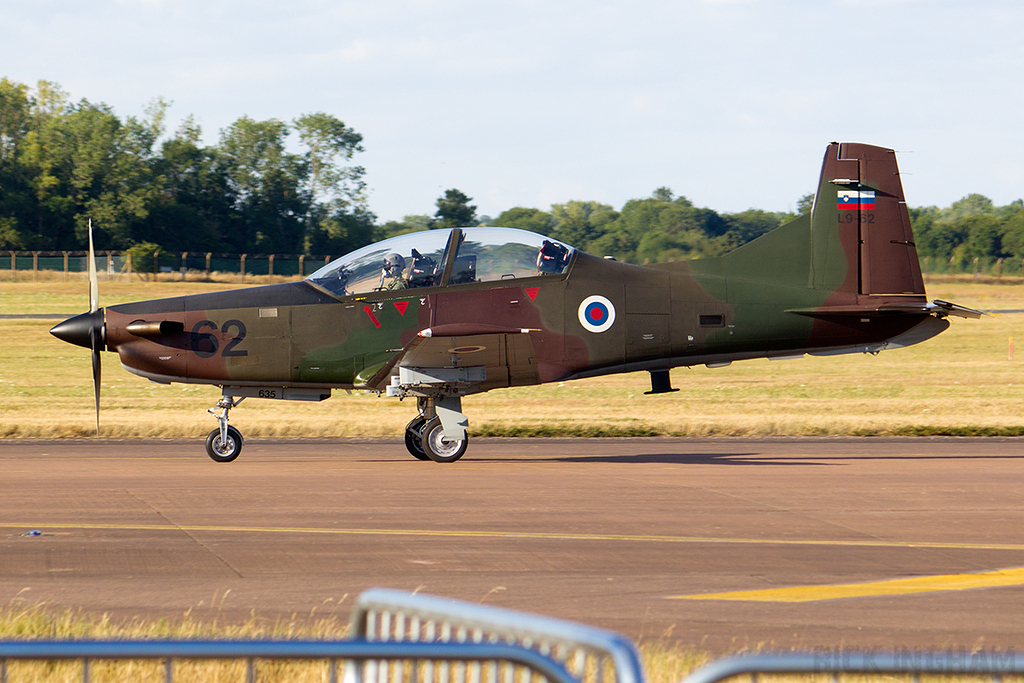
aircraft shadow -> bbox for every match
[493,453,831,465]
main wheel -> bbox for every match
[205,426,243,462]
[404,415,430,461]
[420,417,468,463]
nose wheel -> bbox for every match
[206,425,243,462]
[206,396,244,462]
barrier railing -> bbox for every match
[352,588,645,683]
[0,639,577,683]
[680,651,1024,683]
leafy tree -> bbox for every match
[721,210,786,251]
[963,214,1003,259]
[217,116,307,253]
[144,116,236,251]
[24,97,165,250]
[379,214,433,239]
[0,78,32,248]
[614,194,726,264]
[492,207,556,234]
[1000,210,1024,259]
[916,215,968,260]
[938,193,994,223]
[433,189,477,229]
[294,112,365,211]
[125,242,161,280]
[796,192,814,215]
[549,200,618,249]
[305,205,377,256]
[652,187,674,202]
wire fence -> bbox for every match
[4,251,1024,283]
[0,251,337,282]
[919,255,1024,279]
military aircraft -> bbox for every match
[50,142,981,463]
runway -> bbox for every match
[2,437,1024,651]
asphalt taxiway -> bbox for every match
[2,437,1024,651]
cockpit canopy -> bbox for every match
[307,227,574,297]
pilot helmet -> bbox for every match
[383,252,406,275]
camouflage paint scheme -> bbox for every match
[54,143,979,460]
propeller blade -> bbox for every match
[88,218,100,435]
[88,219,98,314]
[90,324,101,437]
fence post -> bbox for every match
[181,252,188,281]
[269,254,274,277]
[126,252,132,283]
[10,251,14,282]
[298,254,305,277]
[106,251,112,280]
[997,257,1004,278]
[973,256,979,280]
[62,251,69,282]
[154,250,160,279]
[206,252,212,275]
[32,251,38,282]
[240,254,246,279]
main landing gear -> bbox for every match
[206,395,244,462]
[403,397,468,463]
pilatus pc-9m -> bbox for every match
[51,143,980,463]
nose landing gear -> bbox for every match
[206,396,245,462]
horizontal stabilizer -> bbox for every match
[927,299,986,319]
[788,300,985,319]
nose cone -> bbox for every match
[50,309,105,349]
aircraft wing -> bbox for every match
[356,324,540,393]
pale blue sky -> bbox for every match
[3,0,1022,222]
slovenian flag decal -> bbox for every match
[837,190,876,210]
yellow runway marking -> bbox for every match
[3,522,1024,554]
[669,567,1024,602]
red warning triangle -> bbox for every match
[524,287,539,301]
[394,301,409,315]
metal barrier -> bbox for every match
[0,639,577,683]
[352,588,645,683]
[681,651,1024,683]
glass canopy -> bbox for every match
[307,228,573,297]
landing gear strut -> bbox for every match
[206,395,244,462]
[402,397,468,463]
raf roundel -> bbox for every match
[578,295,616,333]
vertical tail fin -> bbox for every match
[810,142,925,296]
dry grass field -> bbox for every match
[0,600,709,683]
[1,277,1022,439]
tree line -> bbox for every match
[0,78,373,257]
[2,79,1022,269]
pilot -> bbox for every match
[381,252,407,290]
[537,240,570,274]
